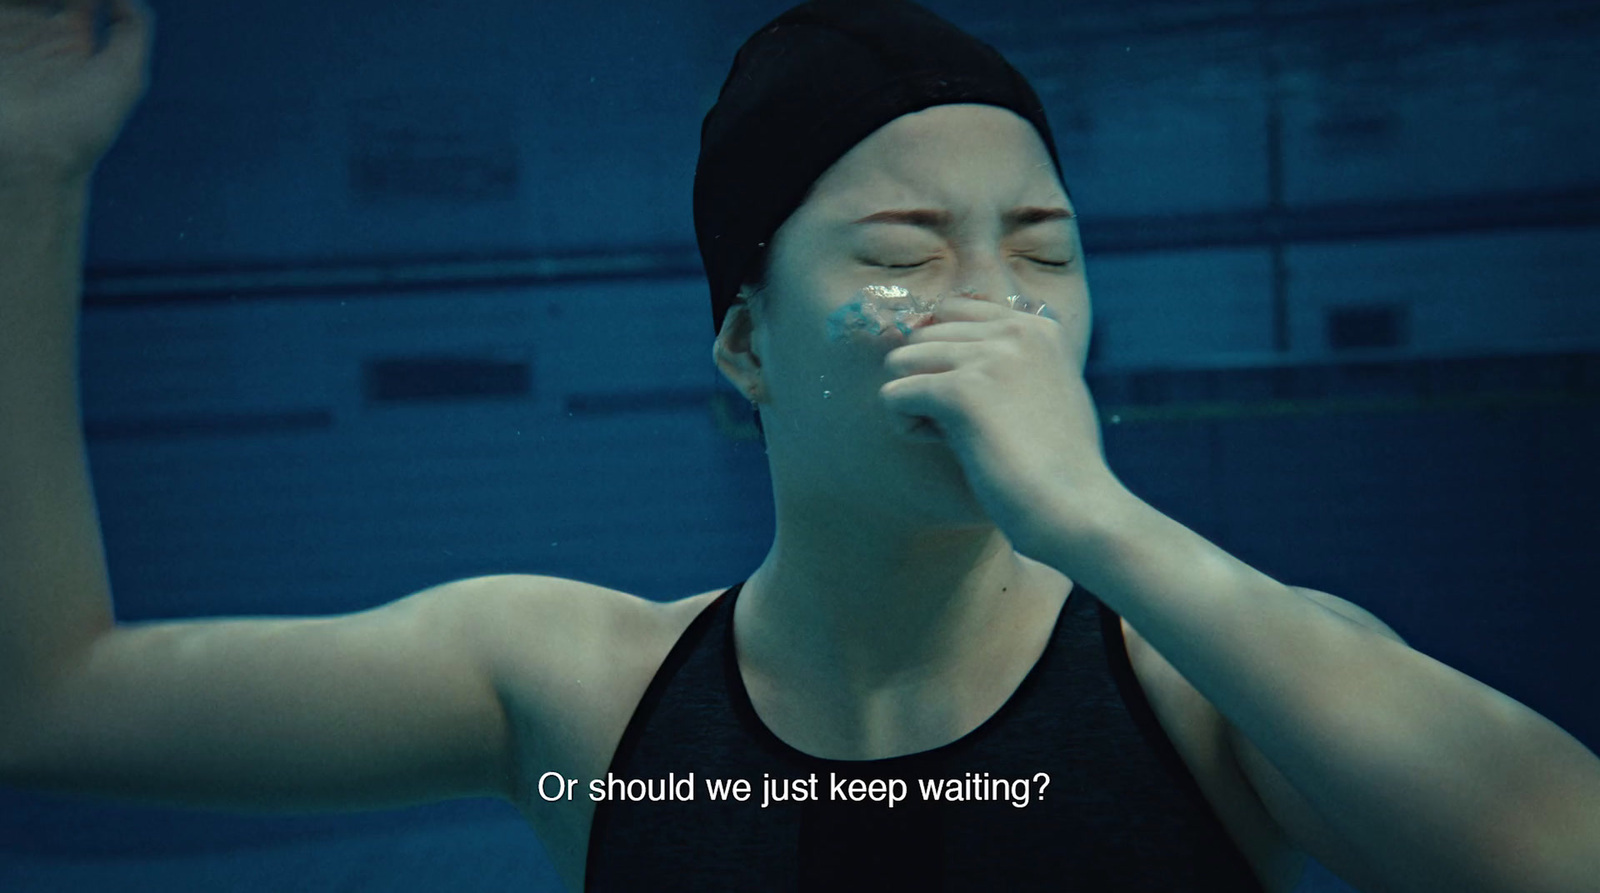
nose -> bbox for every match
[950,286,1009,306]
[948,254,1025,306]
[948,282,1022,309]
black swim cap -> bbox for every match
[696,0,1068,336]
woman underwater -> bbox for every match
[2,1,1598,891]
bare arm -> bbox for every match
[2,577,524,812]
[1,0,157,707]
[0,112,558,817]
[0,188,600,807]
[0,0,579,815]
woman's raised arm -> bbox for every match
[0,1,611,816]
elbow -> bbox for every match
[0,655,93,785]
[0,663,85,787]
[0,694,43,784]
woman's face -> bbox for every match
[719,103,1090,525]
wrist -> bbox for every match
[1017,474,1142,563]
[0,174,90,250]
[0,167,92,210]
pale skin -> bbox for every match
[4,4,1600,893]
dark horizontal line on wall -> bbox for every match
[1090,186,1600,254]
[83,246,704,306]
[72,354,1595,444]
[992,0,1591,44]
[1100,388,1597,425]
[80,186,1600,306]
[84,409,335,442]
[1090,351,1600,405]
[1095,350,1600,422]
[363,356,533,404]
[576,352,1600,434]
[565,387,713,416]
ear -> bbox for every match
[712,300,763,402]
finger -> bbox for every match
[0,1,63,14]
[884,340,972,377]
[940,292,1066,325]
[879,373,956,442]
[51,0,94,19]
[904,320,993,344]
[930,294,1011,322]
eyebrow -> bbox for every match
[849,206,1076,232]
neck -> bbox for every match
[738,501,1041,693]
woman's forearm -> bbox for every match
[0,175,117,717]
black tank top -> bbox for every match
[585,582,1265,892]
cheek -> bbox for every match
[774,338,896,425]
[1071,313,1093,368]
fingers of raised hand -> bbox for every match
[1,2,93,58]
[884,340,972,378]
[928,294,1011,323]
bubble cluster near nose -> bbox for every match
[825,285,1052,341]
[824,285,940,341]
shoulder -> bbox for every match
[429,574,722,695]
[417,574,716,657]
[430,575,725,779]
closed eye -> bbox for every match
[875,258,1071,269]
